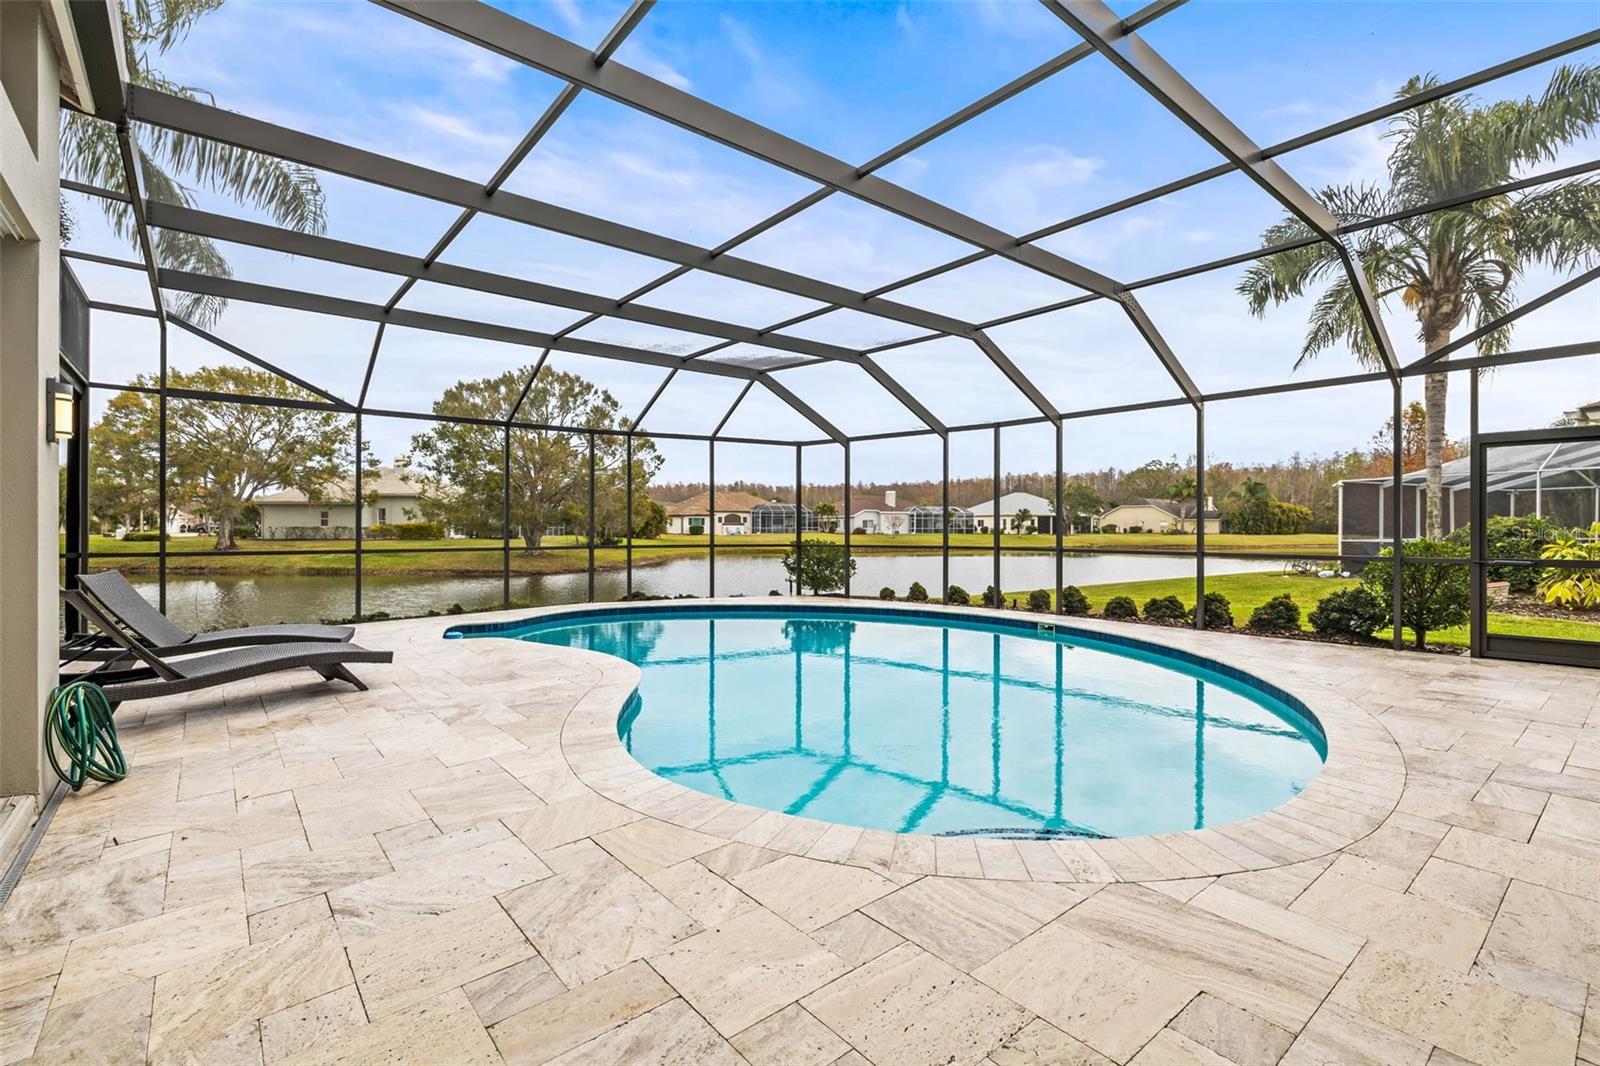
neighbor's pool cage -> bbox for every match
[54,0,1600,654]
[908,505,977,535]
[750,502,819,535]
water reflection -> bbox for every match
[526,613,1323,839]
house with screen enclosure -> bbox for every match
[1338,442,1600,557]
[656,491,768,535]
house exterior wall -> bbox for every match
[258,494,422,538]
[1097,503,1219,533]
[0,0,75,802]
[665,511,750,535]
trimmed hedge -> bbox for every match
[946,584,971,605]
[1027,589,1051,612]
[367,521,445,540]
[906,581,929,603]
[1308,586,1388,639]
[1103,595,1138,620]
[1059,585,1090,615]
[1189,591,1234,628]
[1142,594,1187,622]
[1246,593,1302,632]
[878,586,896,600]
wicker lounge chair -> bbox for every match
[73,570,354,655]
[61,588,391,707]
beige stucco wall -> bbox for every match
[0,1,65,799]
[1098,503,1220,534]
[258,495,421,536]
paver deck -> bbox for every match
[2,599,1596,1066]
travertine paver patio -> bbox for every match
[1,599,1596,1066]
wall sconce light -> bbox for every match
[46,378,77,444]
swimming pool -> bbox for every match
[458,605,1326,839]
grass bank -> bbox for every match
[77,531,1337,576]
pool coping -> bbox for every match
[453,597,1407,883]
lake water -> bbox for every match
[123,552,1278,632]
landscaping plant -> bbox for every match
[946,585,971,605]
[1142,595,1187,622]
[1538,522,1600,609]
[1059,586,1090,616]
[1027,589,1052,612]
[1103,596,1139,620]
[1359,540,1470,648]
[878,586,896,600]
[1308,586,1389,639]
[1246,593,1302,632]
[781,539,857,595]
[1189,591,1234,628]
[906,581,930,603]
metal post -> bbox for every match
[354,411,364,621]
[1054,420,1064,615]
[587,430,596,602]
[795,445,803,595]
[625,432,633,598]
[1195,402,1206,629]
[1391,381,1404,649]
[992,426,1001,606]
[158,327,168,612]
[1469,370,1483,658]
[843,441,852,598]
[502,424,512,610]
[942,435,950,601]
[708,439,716,597]
[64,372,90,635]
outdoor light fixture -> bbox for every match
[46,378,77,444]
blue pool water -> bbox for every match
[459,606,1326,839]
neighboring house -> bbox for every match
[962,491,1059,534]
[850,490,912,534]
[1096,497,1221,534]
[654,491,769,535]
[1562,399,1600,426]
[255,467,423,539]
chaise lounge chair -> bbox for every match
[71,570,354,656]
[61,588,391,708]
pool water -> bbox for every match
[481,607,1326,839]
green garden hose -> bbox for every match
[44,682,127,791]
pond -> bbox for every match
[122,552,1279,632]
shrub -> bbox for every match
[1142,594,1187,622]
[367,520,444,541]
[1308,586,1388,639]
[1058,586,1090,616]
[1189,591,1234,628]
[1246,593,1302,632]
[782,539,857,595]
[1126,524,1145,534]
[946,584,971,605]
[1360,539,1469,648]
[121,530,162,542]
[1101,523,1118,534]
[878,586,896,600]
[982,585,1002,607]
[906,581,929,603]
[1451,515,1559,592]
[1103,595,1138,620]
[1027,589,1051,612]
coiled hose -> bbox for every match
[44,682,126,791]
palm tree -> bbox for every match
[61,0,326,327]
[1240,63,1600,538]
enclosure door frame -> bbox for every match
[1471,424,1600,668]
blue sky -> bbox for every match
[67,0,1599,484]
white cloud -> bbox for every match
[718,15,807,113]
[976,146,1104,231]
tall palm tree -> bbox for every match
[1240,63,1600,538]
[61,0,326,327]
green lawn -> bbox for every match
[76,530,1336,577]
[1000,571,1600,650]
